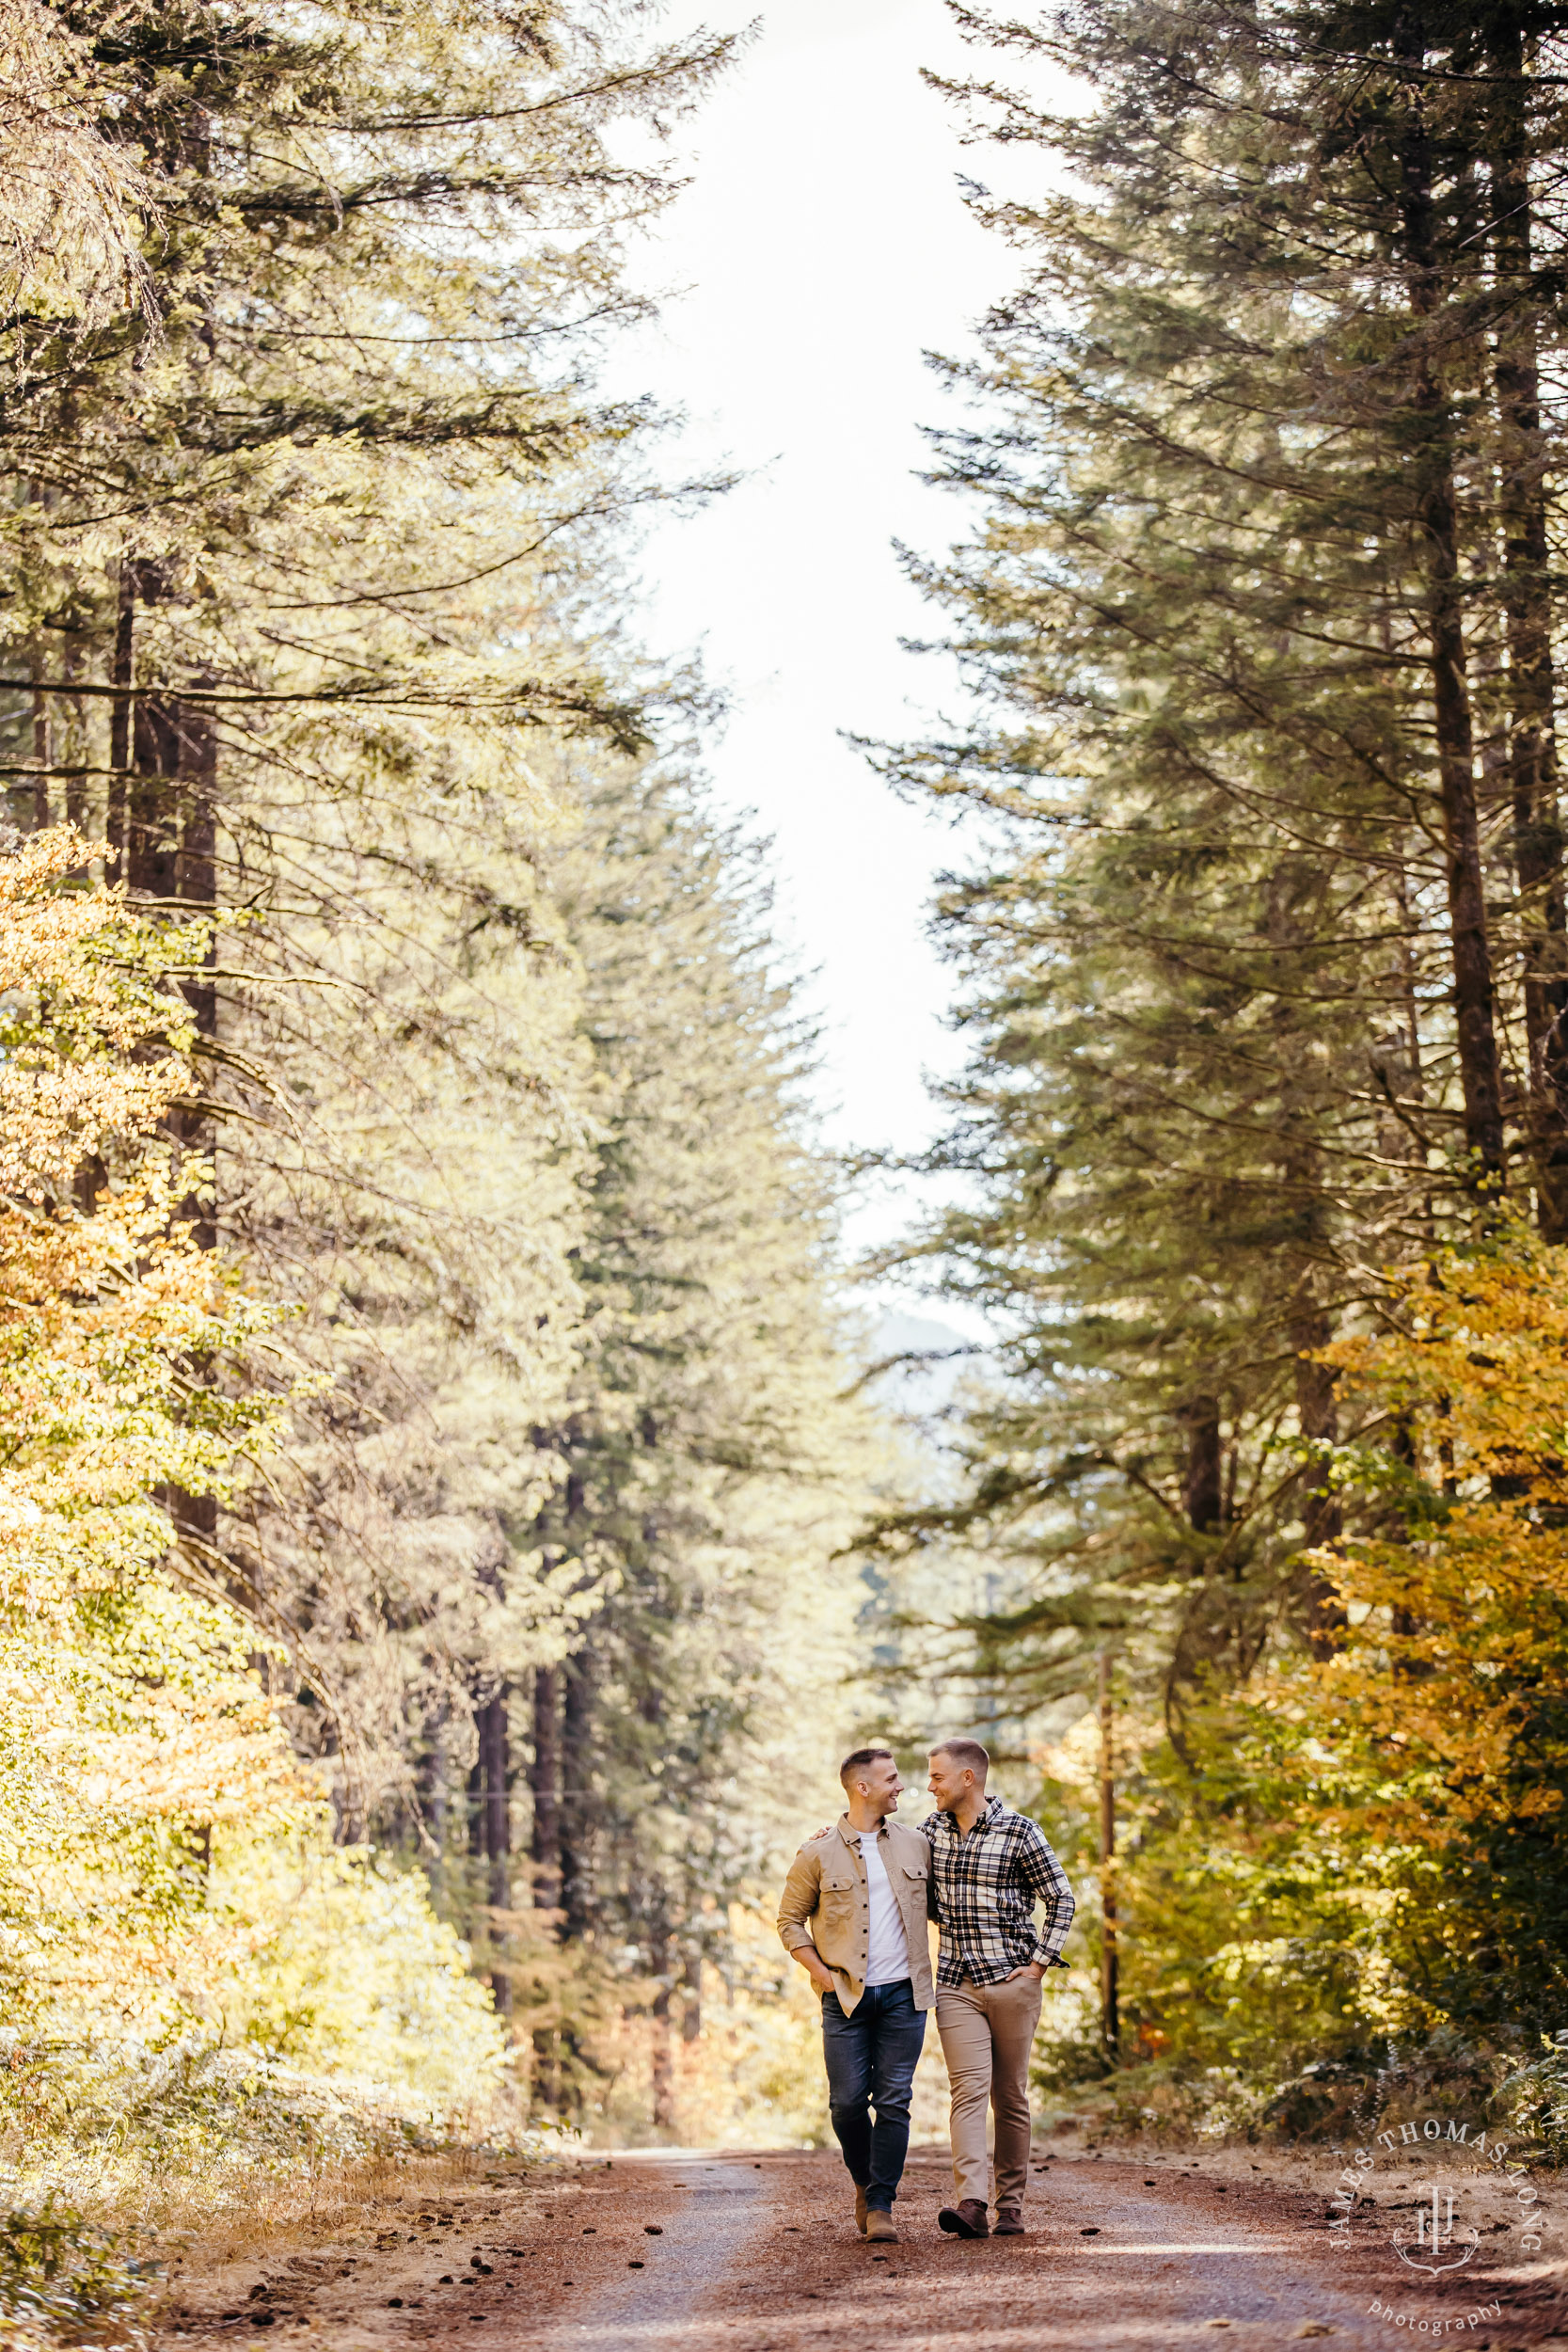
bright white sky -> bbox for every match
[620,0,1040,1299]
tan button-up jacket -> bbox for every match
[776,1814,935,2015]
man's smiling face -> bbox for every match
[927,1749,978,1813]
[858,1753,902,1816]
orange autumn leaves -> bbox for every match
[1292,1232,1568,1844]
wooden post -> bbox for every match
[1099,1650,1119,2059]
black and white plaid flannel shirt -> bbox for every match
[922,1793,1076,1987]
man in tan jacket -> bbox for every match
[776,1745,934,2244]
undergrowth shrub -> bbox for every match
[0,2201,149,2351]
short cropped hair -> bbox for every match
[929,1737,990,1782]
[839,1744,895,1792]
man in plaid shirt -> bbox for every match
[923,1738,1074,2239]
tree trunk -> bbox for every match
[560,1648,594,1939]
[128,699,180,897]
[1293,1310,1341,1552]
[531,1663,562,1917]
[1292,1297,1348,1655]
[1491,13,1568,1232]
[649,1930,675,2132]
[172,692,219,1550]
[529,1662,562,2105]
[557,1469,594,1937]
[63,624,87,846]
[481,1691,511,1903]
[423,1703,451,1887]
[29,674,49,833]
[1180,1398,1223,1534]
[1098,1651,1118,2060]
[475,1690,511,2014]
[1397,17,1507,1193]
[107,557,135,867]
[680,1955,702,2044]
[108,561,221,1555]
[174,697,218,1254]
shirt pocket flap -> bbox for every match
[820,1869,858,1895]
[900,1864,927,1880]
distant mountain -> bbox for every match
[867,1310,987,1419]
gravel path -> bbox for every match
[158,2143,1568,2351]
[509,2148,1568,2352]
[525,2156,771,2351]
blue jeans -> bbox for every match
[820,1979,926,2212]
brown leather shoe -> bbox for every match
[865,2210,898,2243]
[937,2198,990,2238]
[854,2187,868,2236]
[994,2208,1024,2235]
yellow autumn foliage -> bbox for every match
[0,831,509,2194]
[1027,1232,1568,2090]
[1301,1230,1568,1845]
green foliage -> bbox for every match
[529,761,882,1984]
[878,0,1568,2119]
[225,1841,509,2106]
[1,0,883,2182]
[0,0,736,1843]
[0,2201,148,2346]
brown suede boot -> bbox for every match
[854,2187,868,2237]
[937,2198,990,2238]
[993,2208,1024,2235]
[865,2210,898,2243]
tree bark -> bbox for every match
[1293,1311,1341,1552]
[1490,11,1568,1232]
[529,1662,562,2104]
[475,1690,511,2014]
[680,1955,702,2044]
[531,1663,562,1918]
[108,559,221,1554]
[423,1703,451,1883]
[649,1929,675,2132]
[128,696,180,897]
[145,608,219,1549]
[1180,1398,1223,1534]
[1098,1651,1118,2060]
[1292,1297,1348,1655]
[29,675,49,833]
[560,1649,594,1940]
[173,697,218,1253]
[1397,12,1507,1193]
[107,558,135,867]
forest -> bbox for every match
[7,0,1568,2328]
[875,0,1568,2136]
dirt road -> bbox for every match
[161,2143,1568,2351]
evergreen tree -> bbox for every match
[0,0,736,1840]
[505,757,879,2122]
[883,0,1568,1730]
[0,0,153,320]
[1,0,880,2142]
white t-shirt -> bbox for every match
[857,1823,912,1986]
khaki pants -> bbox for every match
[935,1973,1042,2213]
